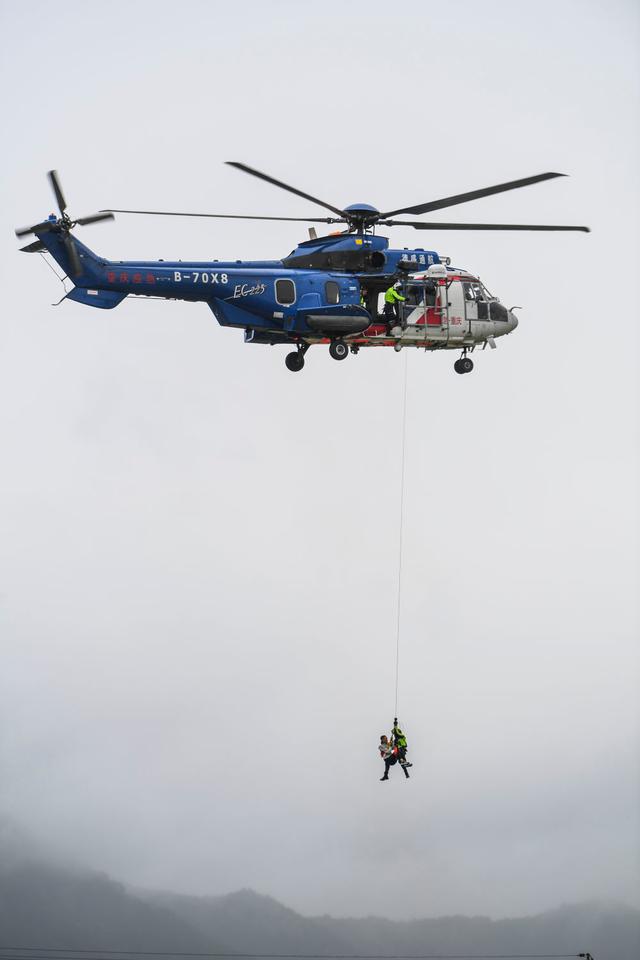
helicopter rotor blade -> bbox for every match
[63,232,82,276]
[100,208,341,224]
[75,211,115,226]
[380,172,568,219]
[226,162,346,218]
[48,169,67,215]
[15,219,56,238]
[381,219,591,232]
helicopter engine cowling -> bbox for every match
[283,233,388,273]
[284,247,386,272]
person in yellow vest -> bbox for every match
[392,718,412,774]
[383,281,406,331]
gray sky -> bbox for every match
[0,0,638,920]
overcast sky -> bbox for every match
[0,0,638,921]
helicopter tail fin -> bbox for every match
[33,230,126,308]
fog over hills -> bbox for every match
[146,887,640,957]
[1,843,638,960]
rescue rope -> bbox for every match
[394,352,409,717]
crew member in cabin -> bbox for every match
[383,281,406,330]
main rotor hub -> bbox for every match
[342,203,381,227]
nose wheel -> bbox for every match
[454,356,474,375]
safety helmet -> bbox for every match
[394,281,402,289]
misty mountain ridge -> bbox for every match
[0,853,638,959]
[147,888,640,957]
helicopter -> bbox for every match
[16,165,589,373]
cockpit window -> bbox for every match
[464,281,494,302]
[463,282,485,301]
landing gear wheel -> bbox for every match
[285,351,305,372]
[329,340,348,361]
[454,357,474,374]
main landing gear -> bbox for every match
[329,339,349,361]
[284,339,351,371]
[285,342,309,373]
[454,351,474,375]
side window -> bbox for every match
[407,282,437,307]
[405,286,423,307]
[325,281,340,304]
[275,278,296,305]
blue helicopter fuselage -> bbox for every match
[33,226,441,341]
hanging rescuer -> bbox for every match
[378,719,413,781]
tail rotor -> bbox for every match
[15,170,114,275]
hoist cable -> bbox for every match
[394,351,409,717]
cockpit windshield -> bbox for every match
[463,281,493,301]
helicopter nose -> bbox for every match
[508,310,519,330]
